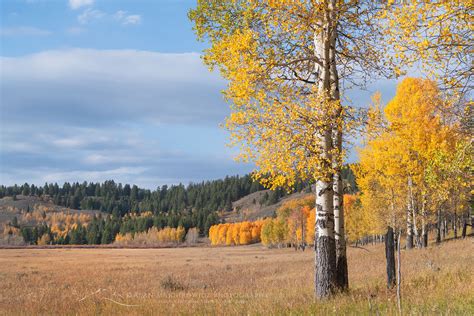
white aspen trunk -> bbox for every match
[330,21,348,291]
[314,147,336,298]
[314,0,337,299]
[409,179,422,248]
[406,177,414,249]
[406,206,413,249]
[412,206,420,248]
[334,167,348,290]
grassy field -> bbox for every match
[1,238,473,315]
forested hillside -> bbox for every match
[0,175,265,214]
[0,169,357,246]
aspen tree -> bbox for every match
[357,78,470,250]
[190,0,470,298]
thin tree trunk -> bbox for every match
[422,215,428,248]
[461,213,467,239]
[436,209,442,244]
[328,1,348,290]
[313,2,337,297]
[440,223,444,241]
[333,134,347,290]
[453,210,458,239]
[409,177,422,248]
[442,216,447,240]
[471,213,474,227]
[406,177,414,249]
[412,206,420,248]
[406,207,413,249]
[301,217,306,251]
[422,201,428,248]
[385,226,396,289]
[397,230,402,315]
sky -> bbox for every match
[0,0,398,189]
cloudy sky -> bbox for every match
[1,0,397,189]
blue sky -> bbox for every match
[0,0,397,189]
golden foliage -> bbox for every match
[114,226,187,246]
[189,1,400,190]
[260,197,316,248]
[210,197,316,248]
[209,220,265,246]
[382,1,472,93]
[355,78,470,234]
[37,233,51,246]
[14,209,93,242]
[344,194,380,242]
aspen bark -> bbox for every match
[331,47,348,292]
[334,173,348,290]
[314,178,336,298]
[412,206,420,248]
[313,0,337,299]
[406,177,414,249]
[406,207,413,249]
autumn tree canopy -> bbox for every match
[355,78,471,247]
[190,0,472,299]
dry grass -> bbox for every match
[0,238,473,315]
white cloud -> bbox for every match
[114,10,141,26]
[123,15,141,25]
[77,8,104,24]
[0,49,248,188]
[0,26,51,37]
[69,0,94,10]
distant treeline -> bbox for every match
[19,213,190,246]
[2,168,357,243]
[3,175,270,214]
[2,175,269,235]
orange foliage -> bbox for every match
[209,220,264,246]
[210,197,316,248]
